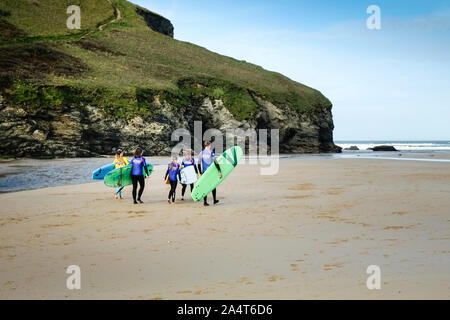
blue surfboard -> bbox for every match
[92,163,115,180]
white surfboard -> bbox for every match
[179,165,198,185]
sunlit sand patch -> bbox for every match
[290,263,299,271]
[401,173,450,180]
[3,281,16,289]
[325,187,344,195]
[268,275,285,282]
[323,262,344,271]
[428,237,449,240]
[0,245,15,250]
[288,183,316,191]
[108,233,126,239]
[207,227,226,233]
[314,214,370,227]
[384,226,405,230]
[284,194,313,199]
[325,238,349,245]
[392,211,409,215]
[383,224,418,230]
[236,277,253,285]
[176,290,192,294]
[40,223,72,228]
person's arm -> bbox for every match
[164,169,169,180]
[214,159,222,178]
[177,167,181,181]
[193,160,199,174]
[197,152,203,174]
[142,157,149,176]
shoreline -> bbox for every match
[1,151,450,194]
[1,158,449,299]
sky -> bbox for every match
[132,0,450,140]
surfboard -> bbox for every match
[104,164,153,188]
[191,146,243,202]
[92,163,115,180]
[178,165,198,185]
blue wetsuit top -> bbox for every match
[181,157,195,168]
[167,163,180,182]
[198,149,215,172]
[130,156,147,176]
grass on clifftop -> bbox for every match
[0,0,331,121]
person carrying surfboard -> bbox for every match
[197,141,222,206]
[130,147,150,204]
[180,150,199,201]
[113,148,129,199]
[164,156,181,204]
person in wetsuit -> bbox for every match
[113,148,129,200]
[130,147,149,204]
[180,150,199,201]
[164,156,181,204]
[197,141,222,206]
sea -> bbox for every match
[334,140,450,152]
[0,141,449,193]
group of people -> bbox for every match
[112,141,222,206]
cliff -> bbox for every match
[135,7,174,38]
[0,0,340,157]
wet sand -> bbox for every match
[0,158,449,299]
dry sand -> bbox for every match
[0,157,449,299]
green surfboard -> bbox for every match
[191,146,243,202]
[104,164,153,188]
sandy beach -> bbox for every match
[0,157,449,299]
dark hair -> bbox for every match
[116,148,123,155]
[134,147,143,158]
[204,141,211,147]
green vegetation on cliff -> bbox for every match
[0,0,331,121]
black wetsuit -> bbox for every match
[181,159,199,197]
[130,156,149,203]
[197,160,221,205]
[165,165,182,202]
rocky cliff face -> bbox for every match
[0,1,341,158]
[0,92,340,157]
[136,7,174,38]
